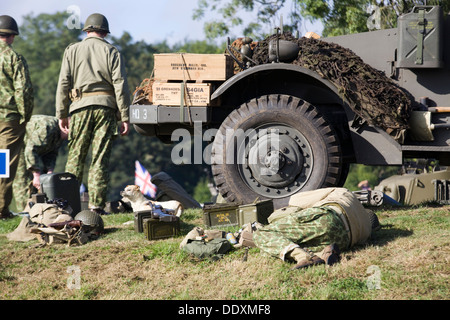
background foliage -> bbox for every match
[13,12,223,203]
[193,0,450,39]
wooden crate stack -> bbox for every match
[151,53,234,107]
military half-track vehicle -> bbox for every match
[130,5,450,209]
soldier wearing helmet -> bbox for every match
[55,13,130,215]
[0,15,34,219]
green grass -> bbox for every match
[0,205,448,300]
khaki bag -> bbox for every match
[28,203,72,226]
[181,238,231,259]
[7,204,72,243]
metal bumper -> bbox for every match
[129,104,210,124]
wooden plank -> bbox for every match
[154,53,234,81]
[152,82,211,106]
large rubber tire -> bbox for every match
[211,95,345,209]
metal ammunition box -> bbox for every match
[134,210,154,233]
[238,200,274,225]
[143,218,180,240]
[202,203,239,228]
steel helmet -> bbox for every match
[0,15,19,36]
[82,13,110,33]
[74,210,105,234]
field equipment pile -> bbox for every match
[252,33,413,142]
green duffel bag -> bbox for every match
[181,238,231,260]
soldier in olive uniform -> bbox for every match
[13,115,68,211]
[55,13,130,215]
[0,15,34,219]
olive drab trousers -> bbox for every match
[12,152,32,211]
[65,106,117,209]
[253,206,350,262]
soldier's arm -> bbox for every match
[13,55,34,124]
[41,150,58,172]
[55,48,72,119]
[110,50,131,122]
[32,171,41,190]
[24,132,46,174]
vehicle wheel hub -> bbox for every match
[240,125,313,198]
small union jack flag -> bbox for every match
[135,160,157,198]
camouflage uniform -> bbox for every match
[13,115,64,211]
[0,40,34,217]
[55,34,130,210]
[253,206,350,263]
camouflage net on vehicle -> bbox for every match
[251,33,413,143]
[132,78,154,105]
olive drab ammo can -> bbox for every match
[238,199,274,225]
[143,218,180,240]
[202,203,240,228]
[134,210,153,233]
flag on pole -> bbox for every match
[135,160,157,198]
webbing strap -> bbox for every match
[180,82,185,123]
[178,53,194,124]
[416,8,426,65]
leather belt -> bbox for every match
[69,89,114,101]
[82,91,114,97]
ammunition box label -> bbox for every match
[152,82,211,106]
[216,212,232,223]
[154,53,234,81]
[170,63,207,72]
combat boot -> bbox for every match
[290,247,325,270]
[321,243,341,266]
[0,211,15,220]
[291,255,325,270]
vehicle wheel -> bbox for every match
[211,94,345,209]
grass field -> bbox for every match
[0,204,448,301]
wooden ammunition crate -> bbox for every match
[154,53,234,81]
[152,82,211,106]
[202,203,239,228]
[143,218,180,240]
[238,200,274,225]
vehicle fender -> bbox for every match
[211,63,343,101]
[211,63,403,165]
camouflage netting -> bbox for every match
[250,33,414,143]
[132,78,154,105]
